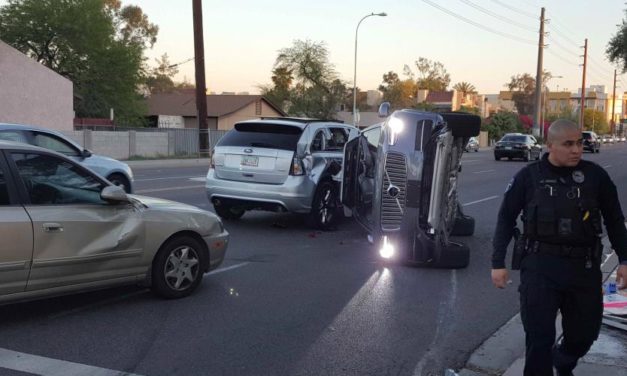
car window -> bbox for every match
[326,127,348,151]
[217,122,303,151]
[501,135,526,143]
[33,132,80,156]
[0,163,9,205]
[582,132,592,140]
[311,130,325,152]
[12,153,106,205]
[363,127,381,150]
[0,130,28,144]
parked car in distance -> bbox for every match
[494,133,542,161]
[621,136,627,142]
[601,134,614,144]
[206,117,358,229]
[465,136,479,152]
[0,141,228,305]
[0,123,134,192]
[582,131,601,153]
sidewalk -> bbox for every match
[453,239,627,376]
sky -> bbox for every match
[3,0,626,95]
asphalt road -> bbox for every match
[1,143,626,376]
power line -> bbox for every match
[458,0,536,32]
[421,0,536,45]
[547,24,582,50]
[546,37,581,59]
[545,49,578,67]
[490,0,537,19]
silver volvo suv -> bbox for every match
[205,118,358,229]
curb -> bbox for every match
[124,158,210,168]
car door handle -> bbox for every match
[43,223,63,232]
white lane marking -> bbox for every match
[462,159,480,163]
[189,177,206,182]
[134,175,203,182]
[0,347,143,376]
[472,169,495,174]
[462,195,500,207]
[603,164,612,169]
[135,185,205,194]
[205,262,249,277]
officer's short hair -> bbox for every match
[547,119,579,143]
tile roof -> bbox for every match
[145,93,286,117]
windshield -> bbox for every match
[501,135,526,143]
[216,123,303,151]
[582,133,592,139]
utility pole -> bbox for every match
[612,69,617,134]
[193,0,209,156]
[579,38,588,130]
[533,7,545,137]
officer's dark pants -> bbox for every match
[519,254,602,376]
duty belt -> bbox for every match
[529,241,591,258]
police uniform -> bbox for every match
[492,154,627,376]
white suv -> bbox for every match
[205,118,358,229]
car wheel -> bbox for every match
[474,148,479,152]
[107,173,131,193]
[494,154,500,161]
[213,202,245,220]
[309,180,340,230]
[151,236,206,299]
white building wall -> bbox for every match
[0,40,73,131]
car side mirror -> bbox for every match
[82,149,92,158]
[378,102,391,118]
[101,185,129,203]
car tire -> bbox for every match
[308,180,340,230]
[107,173,131,193]
[151,236,206,299]
[494,154,500,161]
[213,202,245,220]
[474,148,478,152]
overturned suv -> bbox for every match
[206,118,357,229]
[341,104,480,268]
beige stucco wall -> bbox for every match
[0,40,73,131]
[217,101,282,130]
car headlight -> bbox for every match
[387,117,404,145]
[379,236,395,259]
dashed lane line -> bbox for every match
[462,195,500,207]
[472,169,495,174]
[205,262,250,277]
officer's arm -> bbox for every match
[598,168,627,264]
[492,170,527,269]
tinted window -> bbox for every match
[0,130,28,144]
[501,135,527,143]
[12,153,106,205]
[0,163,9,205]
[33,133,79,156]
[217,123,303,151]
[582,132,592,139]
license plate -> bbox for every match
[241,155,258,167]
[505,147,512,150]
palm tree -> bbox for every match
[453,82,476,97]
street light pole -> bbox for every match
[353,12,386,127]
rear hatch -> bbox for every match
[212,122,303,184]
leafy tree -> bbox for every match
[268,40,346,119]
[259,66,294,111]
[607,7,627,72]
[505,71,551,116]
[459,105,480,115]
[145,53,179,94]
[583,109,609,133]
[0,0,158,125]
[415,57,450,91]
[378,71,417,110]
[482,111,523,141]
[453,82,476,97]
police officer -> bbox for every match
[491,119,627,376]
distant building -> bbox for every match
[0,39,73,131]
[145,93,286,130]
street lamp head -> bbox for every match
[376,12,387,16]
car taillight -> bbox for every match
[290,157,305,176]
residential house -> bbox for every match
[145,92,286,130]
[0,39,73,131]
